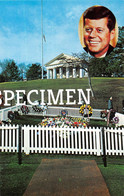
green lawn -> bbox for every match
[0,153,41,196]
[0,77,124,112]
[99,163,124,196]
[0,153,124,196]
[12,115,44,125]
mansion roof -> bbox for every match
[45,53,83,69]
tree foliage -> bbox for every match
[0,59,47,82]
[1,60,20,82]
[0,74,6,82]
[26,63,47,80]
[26,63,41,80]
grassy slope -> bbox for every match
[0,77,124,112]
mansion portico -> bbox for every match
[45,53,88,79]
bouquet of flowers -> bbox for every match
[39,116,89,128]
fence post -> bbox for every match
[96,127,101,156]
[102,127,107,167]
[24,125,30,155]
[18,125,22,165]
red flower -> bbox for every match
[74,122,78,125]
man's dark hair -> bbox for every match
[83,6,116,31]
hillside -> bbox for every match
[0,77,124,113]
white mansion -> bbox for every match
[45,53,88,79]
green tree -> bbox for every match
[0,60,8,72]
[26,63,41,80]
[2,60,20,82]
[0,74,5,82]
[110,26,124,76]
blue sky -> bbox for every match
[0,0,123,65]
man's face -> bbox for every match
[84,17,115,58]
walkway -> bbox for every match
[23,159,110,196]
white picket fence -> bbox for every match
[0,124,124,156]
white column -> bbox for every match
[66,67,69,78]
[53,68,57,79]
[80,68,84,78]
[47,69,50,79]
[73,67,76,78]
[59,67,63,79]
[49,69,53,79]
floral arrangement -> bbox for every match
[21,105,29,114]
[112,116,119,124]
[79,104,93,117]
[61,110,68,117]
[39,116,89,128]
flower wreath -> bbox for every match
[113,116,119,124]
[21,105,29,114]
[79,104,93,117]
